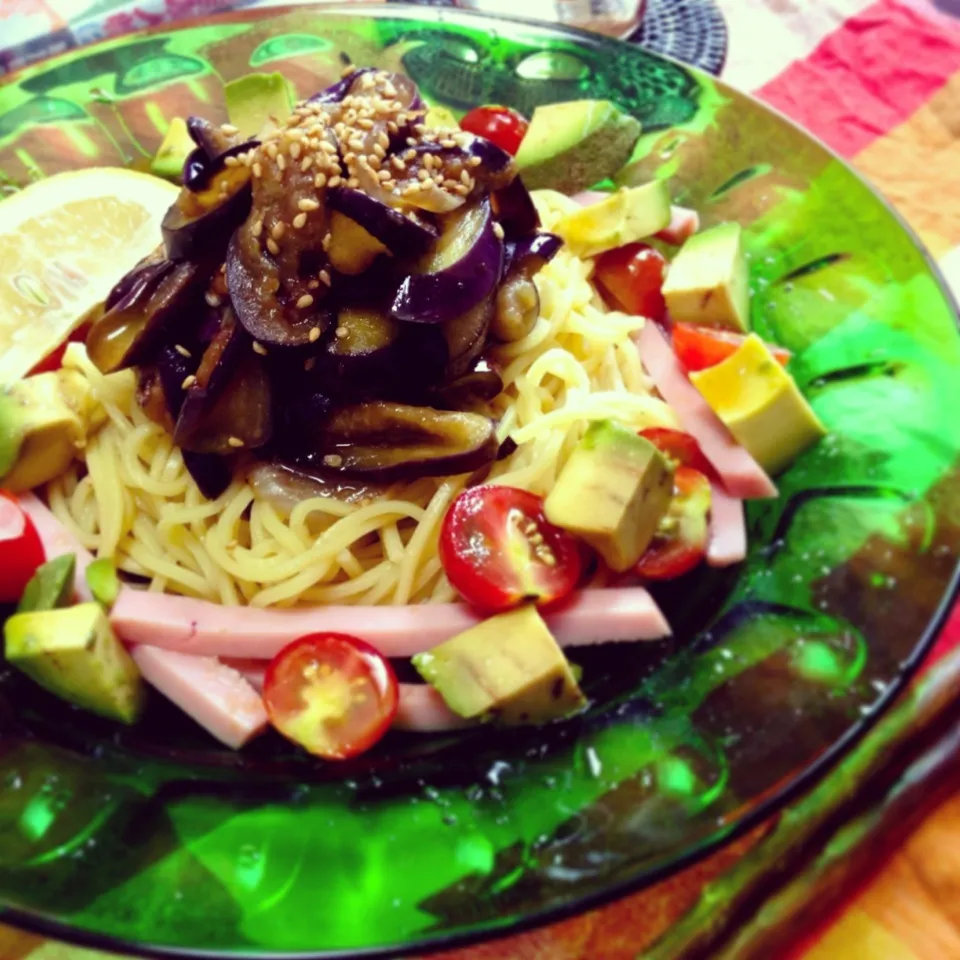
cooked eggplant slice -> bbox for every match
[503,232,563,276]
[136,365,175,433]
[175,312,272,454]
[325,306,401,379]
[163,162,252,261]
[492,273,540,342]
[226,230,333,347]
[104,248,167,310]
[182,451,233,500]
[307,401,498,481]
[308,67,377,105]
[443,296,494,380]
[433,358,504,408]
[87,260,205,373]
[391,198,504,323]
[325,209,389,275]
[327,189,437,258]
[491,175,540,239]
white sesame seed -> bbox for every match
[367,154,381,171]
[377,169,392,181]
[289,142,301,160]
[300,155,313,172]
[252,162,263,178]
[322,233,332,251]
[265,142,278,159]
[392,156,407,171]
[308,326,321,342]
[323,454,344,468]
[252,341,268,356]
[298,197,320,211]
[373,143,386,160]
[440,138,457,148]
[220,123,239,135]
[314,173,327,189]
[181,375,197,389]
[297,294,315,309]
[493,222,505,240]
[461,169,472,185]
[271,221,285,239]
[404,148,417,161]
[417,168,430,181]
[319,269,332,286]
[293,212,308,229]
[382,81,397,98]
[205,292,222,307]
[346,177,360,189]
[308,279,320,289]
[468,155,482,167]
[228,437,244,448]
[387,121,399,134]
[328,175,342,188]
[335,326,348,338]
[276,153,286,171]
[224,155,239,167]
[358,118,375,129]
[266,237,280,255]
[406,137,418,147]
[174,344,191,358]
[251,219,263,238]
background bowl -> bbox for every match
[0,5,959,958]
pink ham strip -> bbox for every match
[222,661,469,735]
[655,206,700,245]
[18,493,94,601]
[707,483,747,567]
[131,647,268,749]
[18,493,267,748]
[111,585,670,660]
[636,322,778,500]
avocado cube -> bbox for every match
[18,554,76,614]
[150,116,193,181]
[413,605,586,725]
[515,99,642,195]
[690,334,826,475]
[545,419,674,572]
[85,557,121,610]
[555,181,672,259]
[0,368,100,493]
[662,222,751,332]
[225,72,295,139]
[4,603,145,724]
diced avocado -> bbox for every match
[424,105,460,130]
[554,181,671,259]
[690,334,827,475]
[86,557,120,610]
[18,555,76,614]
[4,603,144,724]
[413,605,586,725]
[0,368,105,493]
[150,117,193,181]
[225,72,295,139]
[545,419,674,572]
[661,222,751,332]
[515,100,642,195]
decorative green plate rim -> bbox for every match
[1,5,958,958]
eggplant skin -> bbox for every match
[391,199,504,324]
[290,401,498,482]
[327,188,437,256]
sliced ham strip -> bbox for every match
[394,683,472,733]
[636,322,778,500]
[18,493,94,601]
[111,585,671,660]
[221,659,469,735]
[708,483,747,567]
[572,189,611,207]
[655,206,700,245]
[131,646,268,749]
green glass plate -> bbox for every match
[1,6,958,958]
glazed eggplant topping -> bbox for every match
[101,67,563,496]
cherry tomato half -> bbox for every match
[0,492,45,603]
[28,323,92,376]
[672,323,792,373]
[640,427,716,479]
[460,105,530,156]
[635,467,711,581]
[263,633,399,760]
[593,243,667,321]
[440,485,583,613]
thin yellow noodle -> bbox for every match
[393,481,459,606]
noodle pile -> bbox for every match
[47,190,679,608]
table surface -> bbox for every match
[2,1,960,958]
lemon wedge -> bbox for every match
[0,168,178,384]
